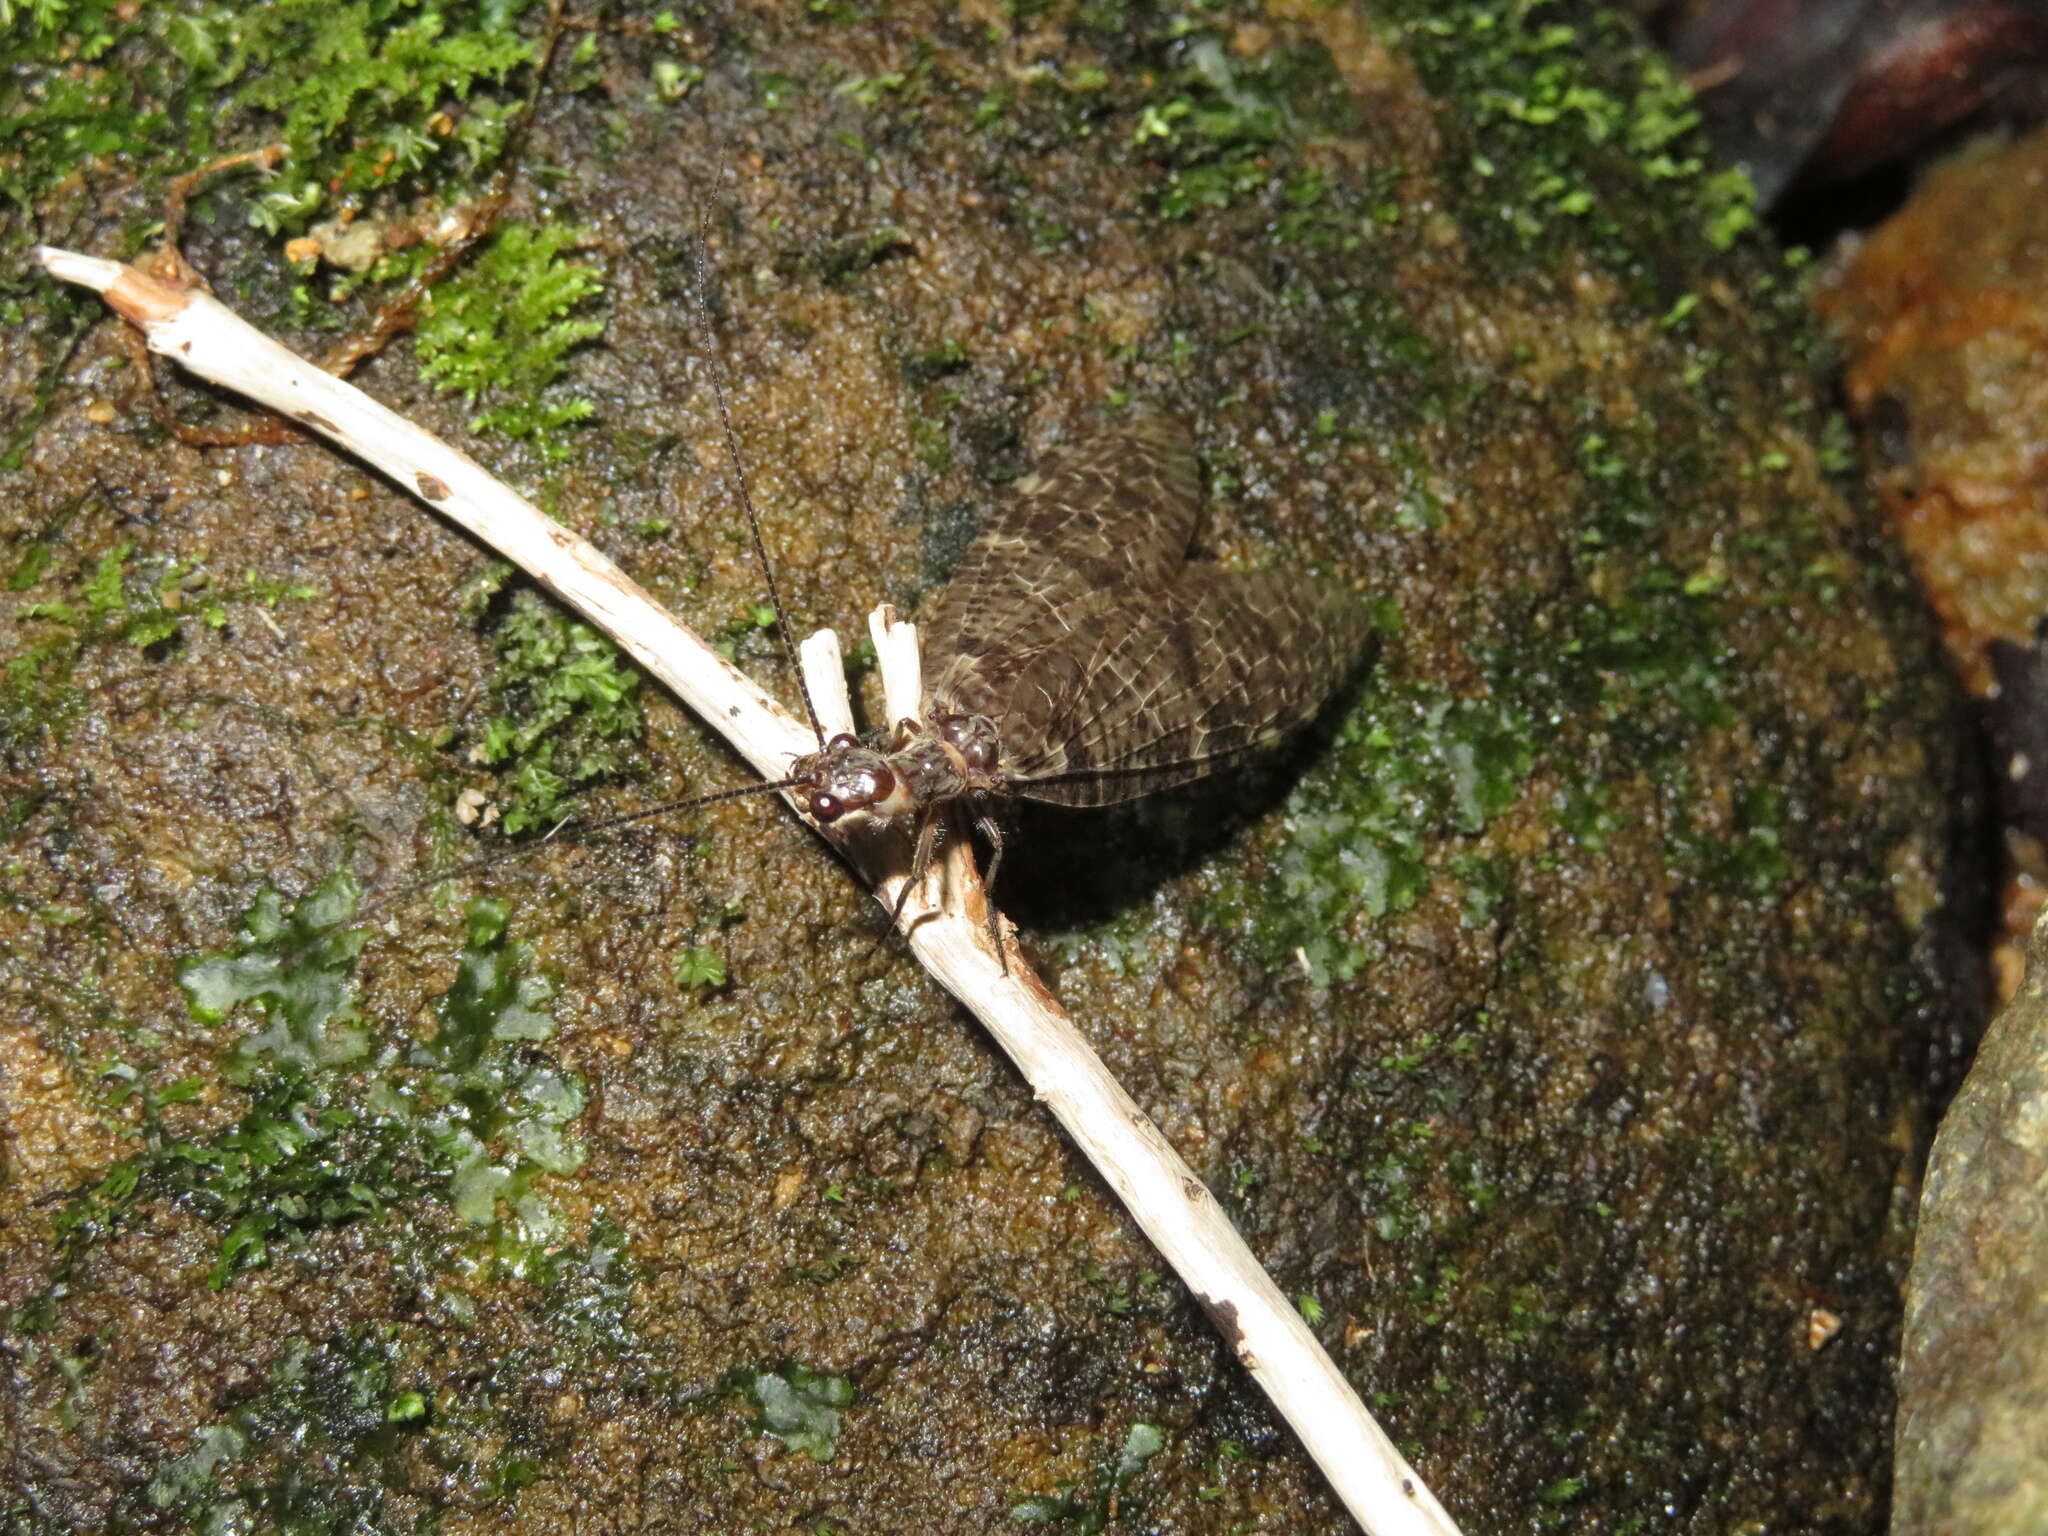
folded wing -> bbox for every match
[919,408,1202,689]
[921,409,1370,806]
[975,570,1371,806]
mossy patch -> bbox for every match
[414,221,607,458]
[140,1334,433,1531]
[121,1215,635,1535]
[1129,32,1353,222]
[29,876,588,1301]
[4,535,316,748]
[7,1,612,466]
[1379,0,1757,286]
[1225,678,1537,987]
[463,587,646,836]
[2,0,546,233]
[180,873,376,1078]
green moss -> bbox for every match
[3,0,178,221]
[1238,680,1537,986]
[900,336,969,385]
[180,873,373,1076]
[752,67,803,111]
[1048,904,1162,979]
[1,629,87,750]
[468,588,645,836]
[835,69,909,109]
[8,2,616,466]
[32,877,588,1299]
[140,1335,433,1531]
[1380,0,1758,292]
[407,895,587,1234]
[125,1301,599,1531]
[1675,783,1791,898]
[1227,388,1774,983]
[235,4,540,233]
[4,539,316,748]
[1129,30,1351,222]
[1561,565,1734,744]
[536,1214,639,1352]
[1555,424,1741,745]
[1356,1120,1436,1243]
[1236,376,1776,976]
[909,412,954,473]
[3,0,545,231]
[414,220,607,457]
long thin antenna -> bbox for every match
[364,776,801,915]
[688,173,826,749]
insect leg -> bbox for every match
[974,812,1007,968]
[883,809,944,936]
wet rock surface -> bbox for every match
[1897,904,2048,1535]
[0,3,1977,1531]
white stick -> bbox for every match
[868,603,922,728]
[795,627,853,740]
[36,246,1464,1536]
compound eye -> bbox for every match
[827,732,860,754]
[809,791,844,822]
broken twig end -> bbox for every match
[36,245,191,325]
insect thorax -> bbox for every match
[794,712,1001,827]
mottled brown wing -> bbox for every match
[934,568,1373,808]
[918,408,1203,682]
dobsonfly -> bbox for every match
[782,404,1373,949]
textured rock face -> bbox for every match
[1819,123,2048,698]
[0,3,1976,1532]
[1898,906,2048,1535]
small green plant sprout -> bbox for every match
[1011,1422,1167,1529]
[384,1390,429,1424]
[742,1365,855,1464]
[673,944,728,992]
[709,597,784,663]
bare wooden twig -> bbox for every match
[34,244,1465,1536]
